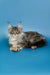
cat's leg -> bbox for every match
[10,47,16,51]
[16,45,23,51]
[31,46,37,49]
[10,44,23,51]
[10,44,17,51]
[16,47,23,51]
[10,47,13,51]
[10,47,18,51]
[10,44,13,51]
[16,43,25,51]
[10,46,21,51]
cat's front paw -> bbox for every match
[10,47,13,51]
[10,47,17,52]
[16,47,23,51]
[10,46,23,52]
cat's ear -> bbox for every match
[8,23,12,30]
[17,22,22,32]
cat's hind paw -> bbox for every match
[31,46,37,49]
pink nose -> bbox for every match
[14,33,16,35]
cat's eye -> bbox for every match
[11,31,14,33]
[16,31,19,33]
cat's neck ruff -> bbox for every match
[8,32,25,44]
[8,32,25,41]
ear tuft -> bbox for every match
[17,22,22,32]
[18,22,22,28]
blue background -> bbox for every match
[0,0,50,75]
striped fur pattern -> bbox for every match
[8,22,46,51]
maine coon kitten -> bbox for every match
[8,22,46,51]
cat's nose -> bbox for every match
[14,32,16,35]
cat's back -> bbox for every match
[24,31,41,38]
[24,31,46,42]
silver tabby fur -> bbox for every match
[8,22,46,51]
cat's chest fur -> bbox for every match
[8,32,25,45]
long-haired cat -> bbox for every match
[8,22,46,51]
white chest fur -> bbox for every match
[8,32,25,45]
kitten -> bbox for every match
[8,22,46,51]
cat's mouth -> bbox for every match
[14,32,18,35]
[14,33,19,35]
[14,33,16,35]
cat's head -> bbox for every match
[8,22,22,35]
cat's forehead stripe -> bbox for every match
[12,27,18,30]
